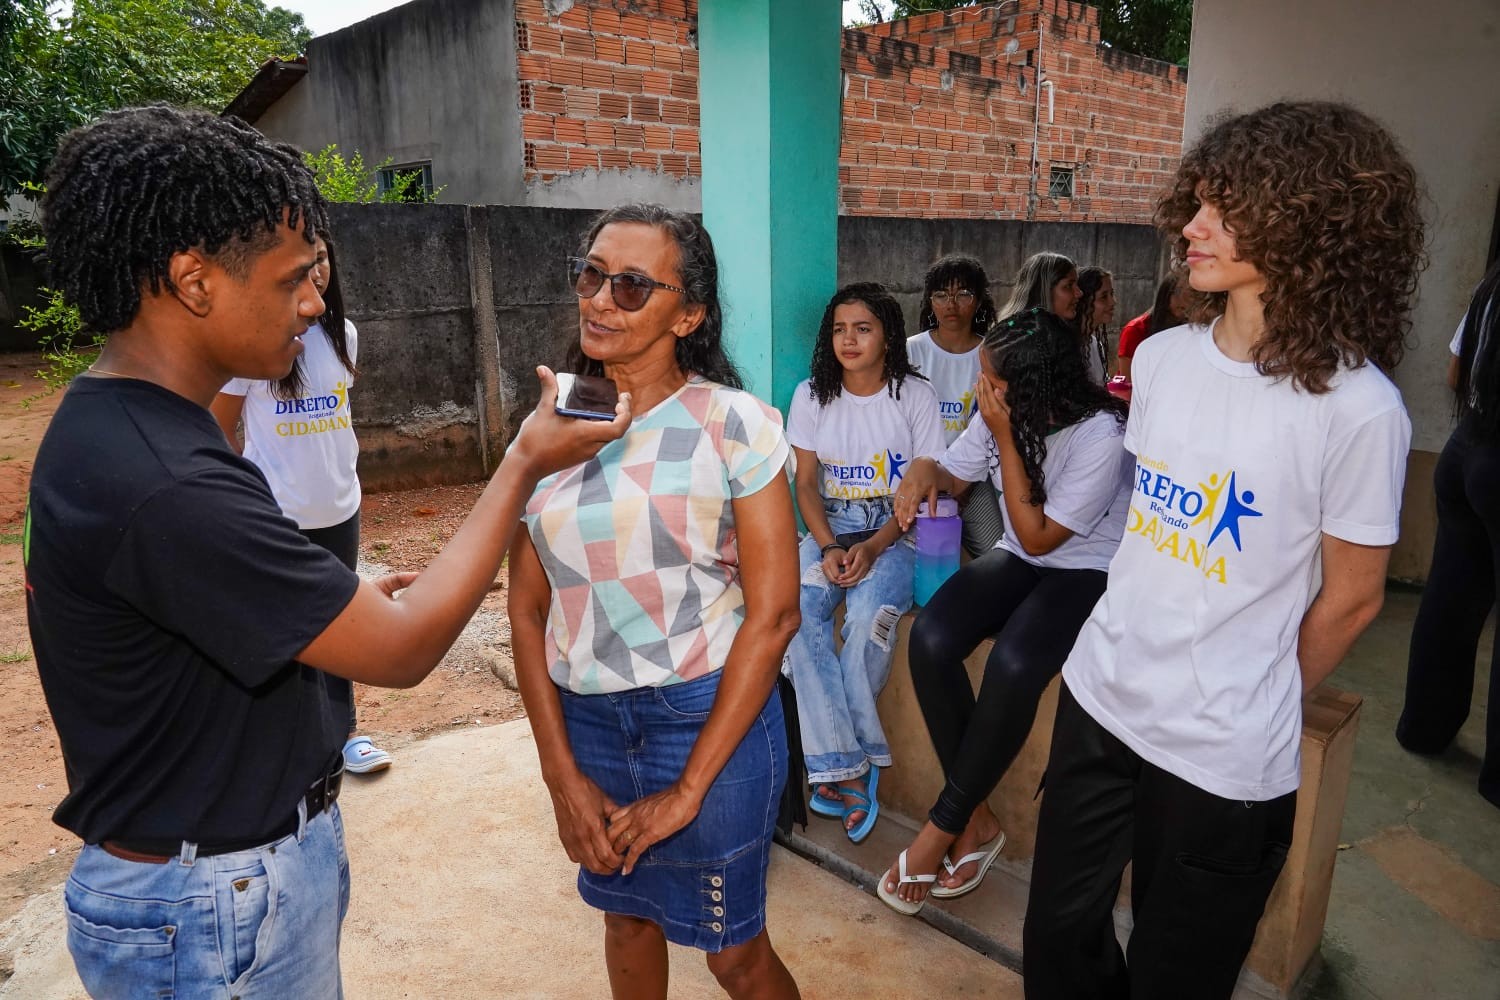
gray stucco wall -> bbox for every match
[259,0,527,207]
[327,203,1163,490]
[250,0,699,213]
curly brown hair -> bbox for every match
[1154,101,1426,394]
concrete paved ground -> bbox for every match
[0,721,1016,999]
[1,588,1494,998]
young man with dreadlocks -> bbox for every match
[25,106,629,997]
[1021,101,1425,998]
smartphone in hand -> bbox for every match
[554,373,620,421]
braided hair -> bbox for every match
[982,306,1126,505]
[1076,266,1113,378]
[808,282,926,406]
[916,253,997,337]
[42,106,326,333]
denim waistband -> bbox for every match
[823,495,895,516]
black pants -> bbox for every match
[910,547,1107,834]
[301,512,360,735]
[1023,682,1295,1000]
[1398,415,1500,806]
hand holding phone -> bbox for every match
[554,373,621,421]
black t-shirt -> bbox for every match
[25,377,361,845]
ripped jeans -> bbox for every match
[787,496,915,784]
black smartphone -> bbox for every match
[834,527,879,550]
[554,373,620,421]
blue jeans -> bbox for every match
[787,497,915,784]
[64,802,350,999]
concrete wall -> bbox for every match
[258,0,528,207]
[328,203,1163,490]
[841,215,1162,337]
[1185,0,1500,580]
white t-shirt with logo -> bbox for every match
[786,377,944,499]
[907,330,980,447]
[222,320,361,530]
[1063,322,1411,801]
[940,409,1131,571]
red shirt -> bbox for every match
[1117,312,1152,359]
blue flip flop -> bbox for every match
[808,783,845,819]
[842,766,881,844]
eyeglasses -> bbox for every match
[568,257,687,312]
[931,290,976,306]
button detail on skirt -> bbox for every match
[711,890,722,901]
[710,875,723,887]
[713,905,724,917]
[711,921,723,932]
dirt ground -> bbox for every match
[0,354,523,924]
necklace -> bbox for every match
[87,364,134,378]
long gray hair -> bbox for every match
[999,251,1076,320]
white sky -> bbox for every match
[282,1,875,38]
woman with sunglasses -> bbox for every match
[508,204,802,999]
[879,307,1131,916]
[907,254,1004,556]
[785,282,943,844]
[211,232,393,776]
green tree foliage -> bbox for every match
[854,1,1192,65]
[303,145,444,205]
[0,0,313,198]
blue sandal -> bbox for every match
[809,783,845,819]
[841,766,881,844]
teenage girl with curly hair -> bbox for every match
[1075,265,1117,383]
[1023,101,1425,999]
[907,254,1006,555]
[786,282,942,843]
[879,307,1131,915]
[1399,258,1500,809]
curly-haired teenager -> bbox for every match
[1399,258,1500,808]
[907,254,1005,555]
[1075,265,1116,383]
[211,233,395,776]
[25,106,629,997]
[786,282,943,843]
[878,307,1131,915]
[1022,101,1424,999]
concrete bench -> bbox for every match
[856,614,1362,997]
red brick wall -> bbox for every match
[514,0,701,183]
[514,0,1185,224]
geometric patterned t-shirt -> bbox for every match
[523,377,791,694]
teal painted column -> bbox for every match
[698,0,841,414]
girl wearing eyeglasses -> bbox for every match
[784,282,943,844]
[908,254,1005,556]
[508,205,801,998]
[878,307,1131,916]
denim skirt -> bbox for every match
[559,669,788,952]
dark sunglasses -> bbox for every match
[568,257,687,312]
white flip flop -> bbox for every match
[930,831,1006,899]
[876,849,937,916]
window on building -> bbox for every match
[377,161,435,203]
[1048,166,1075,199]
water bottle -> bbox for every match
[913,494,962,606]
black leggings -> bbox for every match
[909,546,1107,834]
[301,512,360,735]
[1399,415,1500,806]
